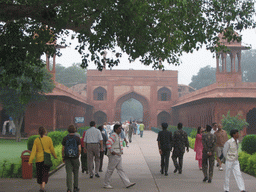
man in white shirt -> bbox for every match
[84,121,103,179]
[211,122,218,134]
[223,129,246,192]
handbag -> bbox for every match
[39,137,53,167]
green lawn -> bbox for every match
[0,139,28,164]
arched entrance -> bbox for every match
[157,111,171,127]
[246,108,256,134]
[121,98,143,123]
[115,92,150,129]
[93,111,107,126]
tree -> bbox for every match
[0,0,255,94]
[221,111,249,135]
[55,63,87,87]
[189,65,216,90]
[241,49,256,82]
[0,66,54,142]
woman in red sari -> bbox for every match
[194,126,204,170]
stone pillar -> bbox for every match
[237,51,242,72]
[223,53,227,72]
[232,51,236,72]
[216,53,220,73]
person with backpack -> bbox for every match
[62,124,81,192]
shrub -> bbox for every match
[245,153,256,176]
[239,151,251,172]
[221,110,249,134]
[27,135,39,151]
[47,131,65,147]
[189,129,197,138]
[241,134,256,155]
[188,137,195,149]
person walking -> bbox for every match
[62,124,81,192]
[172,122,189,174]
[157,122,172,176]
[28,127,57,192]
[194,126,204,170]
[128,121,134,143]
[84,121,104,178]
[81,130,88,174]
[223,129,246,192]
[202,125,217,183]
[139,122,145,138]
[214,124,229,171]
[98,125,108,172]
[104,124,136,189]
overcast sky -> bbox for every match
[44,29,256,85]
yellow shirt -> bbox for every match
[29,136,57,164]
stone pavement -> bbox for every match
[1,130,255,192]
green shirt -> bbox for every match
[139,124,145,131]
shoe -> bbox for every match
[126,183,136,188]
[95,173,100,178]
[224,191,229,192]
[165,172,168,176]
[219,167,223,171]
[99,169,103,172]
[203,177,208,182]
[90,175,93,178]
[208,179,212,183]
[178,170,182,174]
[199,167,202,170]
[174,168,178,173]
[104,185,113,189]
[39,190,46,192]
[160,169,164,174]
[74,187,80,192]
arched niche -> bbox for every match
[93,111,107,126]
[246,108,256,134]
[157,111,171,127]
[158,87,171,101]
[93,87,107,101]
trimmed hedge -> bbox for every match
[188,137,195,149]
[241,134,256,155]
[27,135,39,151]
[239,151,256,177]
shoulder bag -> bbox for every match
[39,137,53,167]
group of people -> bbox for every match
[29,121,136,192]
[157,122,247,192]
[1,117,16,135]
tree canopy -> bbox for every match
[0,0,255,92]
[55,63,87,87]
[189,65,216,90]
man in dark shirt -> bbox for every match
[172,122,189,174]
[157,122,172,176]
[62,125,81,192]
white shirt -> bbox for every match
[223,138,239,161]
[84,127,103,143]
[211,128,218,134]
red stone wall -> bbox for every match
[172,98,256,133]
[24,96,92,136]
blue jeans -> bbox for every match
[140,131,143,137]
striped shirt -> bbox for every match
[83,127,103,143]
[106,132,123,155]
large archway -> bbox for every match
[121,98,143,123]
[115,92,150,129]
[246,108,256,134]
[93,111,107,126]
[157,111,171,127]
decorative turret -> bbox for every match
[216,32,249,83]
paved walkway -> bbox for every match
[1,130,255,192]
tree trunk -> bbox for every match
[14,113,24,142]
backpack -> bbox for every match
[65,135,78,158]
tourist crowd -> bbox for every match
[28,121,246,192]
